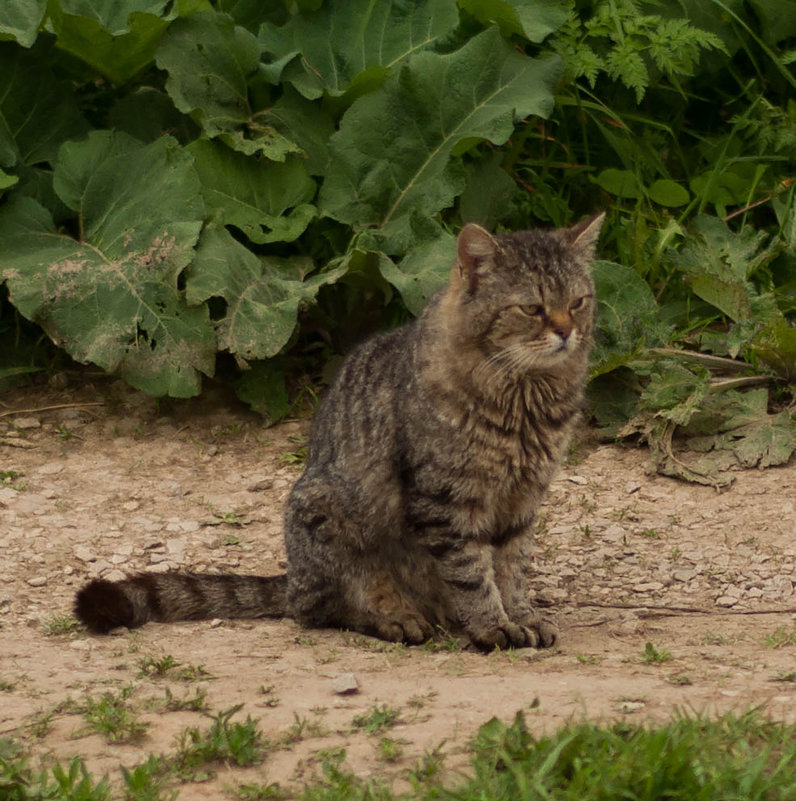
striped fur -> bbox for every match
[74,216,604,648]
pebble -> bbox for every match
[26,576,47,587]
[715,595,738,607]
[74,545,95,562]
[330,673,360,695]
[13,416,41,430]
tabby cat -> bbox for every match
[75,214,604,650]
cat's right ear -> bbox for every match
[454,223,498,292]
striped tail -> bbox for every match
[74,572,288,634]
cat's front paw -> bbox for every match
[469,619,558,650]
[374,615,434,644]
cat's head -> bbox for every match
[446,214,604,376]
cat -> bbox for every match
[75,213,604,650]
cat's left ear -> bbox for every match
[455,223,499,291]
[565,212,606,258]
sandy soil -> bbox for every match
[1,378,795,797]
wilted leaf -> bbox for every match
[188,138,316,244]
[186,226,346,359]
[258,0,459,99]
[459,0,568,42]
[320,27,560,251]
[0,42,89,169]
[157,13,291,157]
[0,0,46,47]
[0,132,212,397]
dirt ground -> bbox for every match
[1,377,796,797]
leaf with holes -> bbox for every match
[0,131,213,397]
[186,226,347,360]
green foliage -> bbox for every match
[0,0,793,465]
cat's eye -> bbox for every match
[569,295,591,312]
[518,304,543,317]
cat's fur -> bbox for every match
[75,214,604,650]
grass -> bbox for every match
[41,616,82,636]
[172,705,266,781]
[764,625,796,648]
[78,687,148,744]
[352,704,401,734]
[3,711,796,800]
[641,641,673,664]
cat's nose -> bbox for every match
[549,315,572,340]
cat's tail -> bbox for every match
[74,573,288,634]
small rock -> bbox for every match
[567,475,588,485]
[330,673,360,695]
[105,569,126,582]
[74,545,95,562]
[715,595,738,607]
[70,640,92,651]
[632,582,664,593]
[625,481,642,494]
[122,500,140,512]
[36,462,64,476]
[14,416,41,430]
[672,568,696,583]
[26,576,47,587]
[210,618,224,628]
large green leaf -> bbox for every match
[186,226,346,360]
[670,215,780,322]
[187,138,316,244]
[0,0,46,47]
[258,0,459,100]
[459,0,568,43]
[591,260,668,376]
[320,27,561,251]
[378,230,455,315]
[0,132,213,397]
[0,42,89,169]
[48,0,174,84]
[157,12,294,158]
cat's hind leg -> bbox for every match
[284,476,434,643]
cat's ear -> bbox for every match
[455,223,498,291]
[565,212,605,258]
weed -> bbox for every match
[406,744,446,786]
[640,528,660,538]
[352,704,401,734]
[0,469,22,484]
[137,654,180,678]
[376,736,405,763]
[42,615,81,636]
[420,629,462,653]
[56,424,74,441]
[281,713,327,745]
[765,625,796,648]
[575,653,601,665]
[236,782,286,800]
[641,641,672,664]
[668,675,694,686]
[173,705,266,780]
[173,663,213,682]
[0,747,111,800]
[0,678,15,691]
[702,631,730,646]
[157,686,209,712]
[579,524,592,538]
[406,690,438,710]
[771,671,796,683]
[670,546,683,561]
[280,434,307,465]
[258,684,279,707]
[120,755,173,801]
[79,686,148,744]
